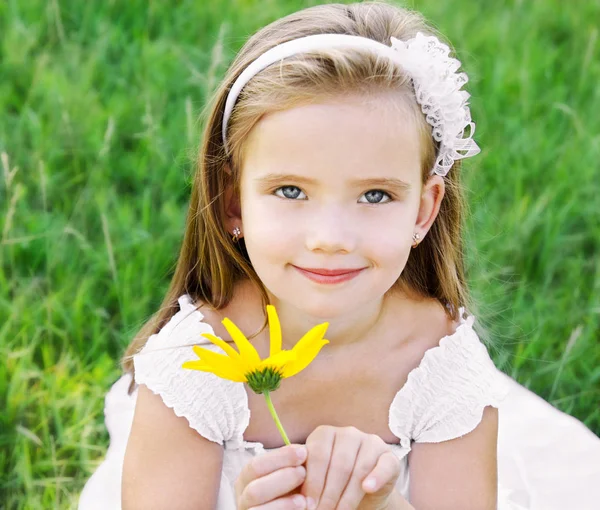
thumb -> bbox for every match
[362,450,402,496]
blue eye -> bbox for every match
[274,186,307,200]
[358,190,392,204]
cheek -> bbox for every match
[359,208,415,258]
[240,198,299,260]
[365,228,412,268]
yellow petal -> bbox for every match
[282,339,329,378]
[266,305,282,357]
[190,345,247,381]
[259,349,296,372]
[200,333,243,361]
[222,318,262,367]
[200,333,253,374]
[292,322,329,354]
[280,321,329,378]
[182,360,247,382]
[182,360,208,370]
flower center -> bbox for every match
[246,366,284,394]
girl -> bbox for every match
[79,2,600,509]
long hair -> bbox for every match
[121,1,477,393]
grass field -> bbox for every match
[1,0,599,507]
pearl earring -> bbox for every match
[412,232,421,248]
[232,227,241,242]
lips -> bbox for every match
[292,265,366,285]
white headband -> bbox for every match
[222,32,481,176]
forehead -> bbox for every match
[240,92,423,183]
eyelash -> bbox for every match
[272,185,394,204]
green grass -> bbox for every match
[1,0,599,507]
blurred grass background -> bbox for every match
[1,0,599,507]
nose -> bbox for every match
[304,205,357,254]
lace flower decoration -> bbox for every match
[391,32,481,176]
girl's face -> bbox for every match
[234,93,442,319]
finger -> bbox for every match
[361,450,402,493]
[301,426,336,506]
[336,438,383,509]
[247,493,307,510]
[317,428,363,509]
[236,445,307,497]
[242,465,306,509]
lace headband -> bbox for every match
[222,32,481,177]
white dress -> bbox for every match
[79,294,600,510]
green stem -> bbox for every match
[263,390,290,445]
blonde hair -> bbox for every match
[121,1,478,392]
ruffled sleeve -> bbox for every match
[388,308,510,458]
[133,294,249,446]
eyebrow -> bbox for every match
[254,173,412,191]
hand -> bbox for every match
[300,425,402,510]
[235,443,309,509]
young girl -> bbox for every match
[79,2,600,509]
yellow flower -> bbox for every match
[183,305,329,395]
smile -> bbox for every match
[292,265,366,284]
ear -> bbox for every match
[414,174,445,240]
[223,163,243,237]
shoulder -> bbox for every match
[385,297,461,374]
[132,292,252,446]
[413,298,462,353]
[387,298,510,448]
[405,299,508,408]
